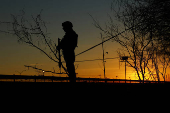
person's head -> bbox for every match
[62,21,73,32]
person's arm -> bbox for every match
[75,34,78,48]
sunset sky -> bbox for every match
[0,0,169,81]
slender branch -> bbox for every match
[27,42,58,63]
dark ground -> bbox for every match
[1,82,169,93]
[1,82,169,102]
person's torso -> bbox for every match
[60,31,78,51]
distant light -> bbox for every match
[43,71,45,73]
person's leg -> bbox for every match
[66,62,76,83]
[63,51,76,82]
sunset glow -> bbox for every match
[0,0,170,83]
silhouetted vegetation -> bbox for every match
[0,10,79,82]
[0,10,71,79]
[92,0,170,82]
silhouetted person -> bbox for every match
[58,21,78,82]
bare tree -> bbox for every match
[0,10,68,76]
[92,0,170,82]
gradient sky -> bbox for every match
[1,0,167,80]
